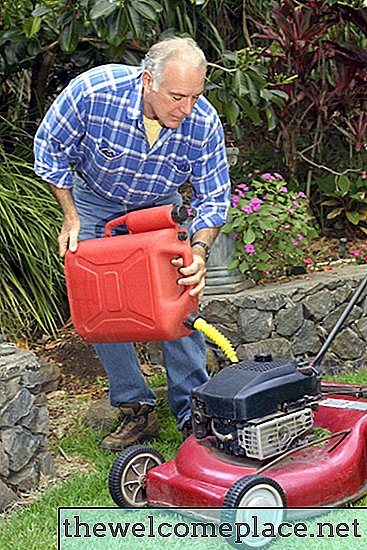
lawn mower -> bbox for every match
[108,270,367,547]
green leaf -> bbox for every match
[106,8,128,46]
[132,0,163,21]
[223,99,240,127]
[227,259,239,270]
[336,175,351,196]
[23,17,42,38]
[326,207,344,220]
[244,73,259,105]
[237,98,262,126]
[233,70,249,98]
[31,6,52,17]
[59,20,80,54]
[90,0,117,20]
[239,260,249,273]
[265,106,276,131]
[346,211,361,225]
[243,227,256,244]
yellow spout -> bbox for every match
[185,313,239,364]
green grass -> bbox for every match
[1,371,367,549]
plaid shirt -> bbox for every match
[34,64,230,235]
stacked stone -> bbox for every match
[199,264,367,368]
[0,345,59,510]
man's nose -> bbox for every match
[179,97,194,116]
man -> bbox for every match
[34,36,230,451]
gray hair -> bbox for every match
[142,36,207,91]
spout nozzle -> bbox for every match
[184,312,201,330]
[184,313,239,364]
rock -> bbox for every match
[276,302,304,337]
[0,388,35,427]
[0,479,18,511]
[39,362,60,393]
[84,397,121,433]
[1,427,42,472]
[239,308,273,343]
[237,338,293,361]
[291,320,321,356]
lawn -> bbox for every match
[0,371,367,550]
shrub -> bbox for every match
[223,172,318,282]
[0,141,66,339]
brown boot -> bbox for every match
[100,402,158,452]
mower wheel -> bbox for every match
[109,445,165,508]
[221,475,286,549]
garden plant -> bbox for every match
[223,171,318,282]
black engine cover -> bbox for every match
[191,357,320,421]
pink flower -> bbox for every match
[263,193,269,200]
[362,171,367,180]
[303,258,313,265]
[237,183,249,191]
[352,250,361,257]
[254,169,260,173]
[274,172,283,179]
[288,208,295,213]
[245,244,255,254]
[237,190,245,198]
[241,205,253,214]
[280,186,288,192]
[232,196,239,207]
[299,191,307,199]
[262,173,274,180]
[297,233,303,242]
[292,201,300,207]
[250,198,262,211]
[187,208,194,217]
[261,270,269,275]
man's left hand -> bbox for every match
[171,251,207,298]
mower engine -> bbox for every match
[191,354,322,460]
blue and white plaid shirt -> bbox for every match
[34,64,230,235]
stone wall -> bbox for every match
[145,265,367,370]
[0,345,59,511]
[200,264,367,369]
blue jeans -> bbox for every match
[72,176,208,428]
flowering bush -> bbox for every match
[351,243,367,264]
[222,172,318,282]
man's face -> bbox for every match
[142,61,205,128]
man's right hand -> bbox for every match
[58,215,80,257]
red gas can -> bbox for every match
[64,205,198,343]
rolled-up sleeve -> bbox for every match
[34,79,86,188]
[188,115,230,235]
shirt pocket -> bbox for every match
[96,139,127,161]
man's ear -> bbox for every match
[142,70,153,91]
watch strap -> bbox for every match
[191,241,211,262]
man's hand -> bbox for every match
[58,214,80,257]
[47,184,81,257]
[171,250,207,298]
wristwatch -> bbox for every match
[191,241,211,262]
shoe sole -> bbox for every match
[100,432,159,452]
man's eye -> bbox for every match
[172,96,182,101]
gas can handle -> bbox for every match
[104,214,129,237]
[104,204,188,237]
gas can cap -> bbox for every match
[171,205,188,224]
[254,353,273,362]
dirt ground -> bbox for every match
[37,324,108,396]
